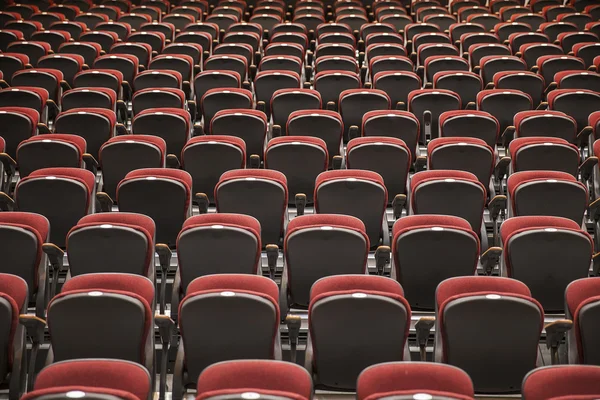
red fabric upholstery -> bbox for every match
[0,106,40,130]
[27,167,95,197]
[60,41,102,59]
[10,40,52,53]
[408,89,462,109]
[468,43,510,58]
[110,42,152,67]
[557,31,598,44]
[182,274,280,323]
[493,70,544,88]
[346,136,411,172]
[81,30,119,43]
[218,168,287,193]
[183,135,246,166]
[366,43,408,58]
[22,387,138,400]
[310,275,404,301]
[151,54,194,78]
[255,70,301,84]
[57,107,117,130]
[433,70,481,88]
[94,53,139,76]
[0,273,27,365]
[64,87,117,107]
[13,68,64,88]
[373,71,421,90]
[476,89,532,108]
[40,54,85,70]
[0,212,49,261]
[19,133,87,160]
[547,89,600,108]
[196,360,312,400]
[30,357,151,400]
[509,137,580,170]
[0,29,24,41]
[536,55,585,75]
[286,214,369,252]
[270,88,322,109]
[100,135,166,165]
[393,214,476,240]
[507,170,586,201]
[0,137,4,152]
[133,87,186,107]
[522,365,600,400]
[267,136,329,168]
[362,110,420,137]
[314,69,360,85]
[424,55,468,70]
[594,139,600,159]
[357,362,475,400]
[501,216,592,276]
[428,136,492,156]
[565,277,600,362]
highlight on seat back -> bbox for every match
[565,277,600,365]
[439,110,499,149]
[66,212,156,279]
[513,110,577,143]
[435,276,544,394]
[21,359,153,400]
[176,213,262,291]
[195,360,313,400]
[307,275,411,390]
[522,365,600,400]
[508,137,579,176]
[507,170,588,223]
[357,362,475,400]
[500,216,593,313]
[392,214,480,311]
[176,274,281,396]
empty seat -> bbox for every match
[507,170,588,223]
[434,276,543,393]
[306,275,411,390]
[492,71,544,108]
[408,89,461,142]
[200,88,252,129]
[0,107,40,159]
[357,362,475,400]
[117,168,192,246]
[15,167,95,247]
[439,110,499,150]
[501,216,593,313]
[131,108,190,157]
[339,89,390,141]
[314,70,361,110]
[547,89,600,133]
[286,110,344,164]
[174,274,281,398]
[99,135,166,200]
[508,137,579,175]
[66,213,156,279]
[271,88,321,129]
[215,169,287,246]
[477,89,532,136]
[210,109,267,164]
[512,110,578,143]
[16,134,86,177]
[265,136,328,204]
[393,215,480,311]
[46,273,154,375]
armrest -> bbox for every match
[187,99,197,123]
[484,82,494,90]
[37,123,50,134]
[156,243,172,315]
[580,156,598,182]
[266,244,279,280]
[43,243,64,298]
[488,194,506,220]
[576,126,593,146]
[295,193,306,217]
[465,101,476,110]
[501,126,516,148]
[60,80,71,92]
[535,101,547,110]
[415,155,427,172]
[256,101,266,113]
[392,194,406,219]
[332,155,343,170]
[116,123,128,136]
[122,81,132,101]
[96,192,114,212]
[194,193,209,214]
[415,316,435,361]
[116,99,128,123]
[285,314,302,364]
[494,157,511,181]
[272,124,282,138]
[249,154,261,168]
[0,79,8,89]
[348,125,360,140]
[545,319,573,365]
[374,245,390,276]
[166,154,180,169]
[155,314,175,400]
[0,191,14,211]
[82,153,98,176]
[19,314,45,343]
[395,101,406,111]
[0,153,17,191]
[589,197,600,221]
[423,110,432,139]
[326,101,336,111]
[544,82,557,95]
[46,99,59,119]
[592,252,600,276]
[480,246,501,276]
